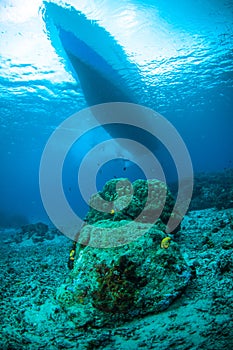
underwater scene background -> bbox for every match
[0,0,233,226]
[0,0,233,349]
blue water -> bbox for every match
[0,0,232,227]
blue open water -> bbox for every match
[0,0,232,227]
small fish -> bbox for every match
[160,237,171,249]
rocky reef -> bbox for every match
[84,178,179,230]
[56,178,190,327]
[1,202,233,348]
[14,222,61,244]
[184,168,233,211]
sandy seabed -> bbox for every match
[1,208,233,350]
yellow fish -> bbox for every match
[160,237,171,249]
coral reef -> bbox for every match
[1,207,233,349]
[84,178,181,232]
[56,223,191,327]
[15,223,61,243]
[56,178,190,327]
[92,255,143,313]
[187,168,233,211]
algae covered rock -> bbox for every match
[56,178,189,327]
[57,225,190,327]
[20,222,49,243]
[84,178,181,233]
[18,222,59,243]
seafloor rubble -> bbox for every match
[0,175,233,349]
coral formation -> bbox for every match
[1,195,233,348]
[84,178,181,233]
[92,255,146,313]
[56,178,190,327]
[56,223,190,327]
[186,169,233,211]
[15,223,61,243]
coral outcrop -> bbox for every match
[56,178,190,327]
[16,222,60,243]
[84,178,180,232]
